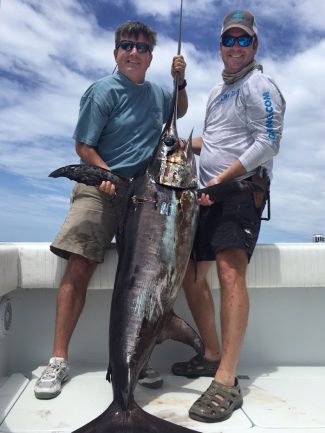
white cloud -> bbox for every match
[260,38,325,240]
[0,185,69,242]
[129,0,216,19]
[248,0,325,29]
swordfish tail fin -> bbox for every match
[72,400,200,433]
[49,164,131,190]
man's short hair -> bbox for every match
[115,21,157,52]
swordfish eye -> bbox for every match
[163,136,176,147]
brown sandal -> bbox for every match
[189,378,243,422]
[171,354,220,378]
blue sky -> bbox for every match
[1,0,325,243]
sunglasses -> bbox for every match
[116,40,151,53]
[221,34,255,48]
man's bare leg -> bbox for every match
[214,248,249,386]
[182,259,221,361]
[52,253,97,360]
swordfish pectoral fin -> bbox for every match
[197,179,264,203]
[73,400,201,433]
[49,164,131,189]
[156,311,204,355]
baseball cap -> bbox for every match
[221,10,258,37]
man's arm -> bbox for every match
[177,85,188,118]
[76,142,109,170]
[76,141,116,194]
[208,160,247,185]
[171,55,188,118]
[191,136,203,155]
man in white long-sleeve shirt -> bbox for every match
[171,10,286,423]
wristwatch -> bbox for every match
[178,79,187,91]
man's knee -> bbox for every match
[216,249,247,272]
[183,260,212,289]
[64,253,98,283]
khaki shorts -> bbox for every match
[51,183,129,263]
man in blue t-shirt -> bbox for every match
[35,21,188,399]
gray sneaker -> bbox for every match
[34,357,69,399]
[138,362,163,389]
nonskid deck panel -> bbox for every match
[1,366,325,433]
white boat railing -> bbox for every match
[1,242,325,376]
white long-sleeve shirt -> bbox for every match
[199,69,286,186]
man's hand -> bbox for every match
[199,175,223,206]
[198,192,214,206]
[99,180,116,195]
[171,55,186,84]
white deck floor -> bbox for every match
[1,365,325,433]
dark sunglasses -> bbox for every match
[221,34,255,48]
[116,40,151,53]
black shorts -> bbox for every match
[192,189,265,263]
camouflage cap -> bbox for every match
[221,10,258,37]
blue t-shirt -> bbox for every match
[73,72,173,177]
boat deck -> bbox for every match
[1,365,325,433]
[1,243,325,432]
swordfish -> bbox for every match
[50,114,262,433]
[50,121,262,433]
[49,90,263,433]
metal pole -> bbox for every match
[174,0,184,120]
[177,0,183,56]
